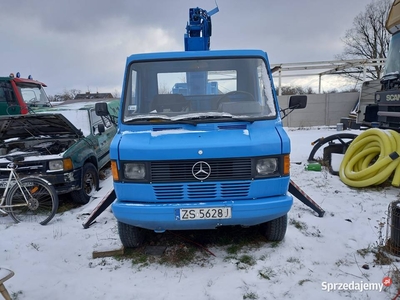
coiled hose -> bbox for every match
[339,128,400,187]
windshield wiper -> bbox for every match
[125,115,197,126]
[381,72,400,82]
[380,72,400,90]
[173,113,255,123]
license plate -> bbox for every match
[0,180,33,189]
[179,207,231,221]
[0,180,11,188]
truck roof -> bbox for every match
[0,76,47,87]
[386,0,400,34]
[126,49,268,62]
[49,98,119,110]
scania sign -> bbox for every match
[386,94,400,101]
[376,91,400,104]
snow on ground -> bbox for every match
[1,126,400,300]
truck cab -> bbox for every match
[98,7,306,247]
[359,0,400,129]
[0,73,51,115]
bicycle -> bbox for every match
[0,154,59,225]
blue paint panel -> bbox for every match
[115,121,286,161]
[112,195,292,231]
[110,48,295,232]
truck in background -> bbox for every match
[0,72,52,115]
[309,0,400,180]
[96,6,307,247]
[358,0,400,129]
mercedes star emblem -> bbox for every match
[192,161,211,181]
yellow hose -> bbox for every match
[339,128,400,187]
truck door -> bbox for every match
[90,109,114,168]
[0,81,20,115]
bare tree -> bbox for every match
[69,89,81,99]
[276,85,315,95]
[323,87,359,94]
[112,89,120,98]
[53,88,82,101]
[336,0,392,79]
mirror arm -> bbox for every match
[101,114,117,127]
[280,105,299,120]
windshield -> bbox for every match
[385,32,400,75]
[16,83,51,107]
[39,110,91,136]
[123,57,277,123]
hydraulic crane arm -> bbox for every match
[184,6,219,51]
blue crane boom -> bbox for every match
[184,6,219,51]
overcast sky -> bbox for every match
[1,0,372,96]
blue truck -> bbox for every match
[95,6,307,247]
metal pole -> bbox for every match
[318,74,322,94]
[278,70,282,96]
[363,65,367,81]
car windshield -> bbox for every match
[39,110,91,136]
[16,83,51,107]
[385,32,400,75]
[122,57,277,123]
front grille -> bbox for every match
[188,183,217,199]
[221,182,250,197]
[150,158,252,183]
[153,185,184,200]
[0,162,44,177]
[153,181,250,200]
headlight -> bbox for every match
[49,160,64,171]
[124,163,146,179]
[256,158,278,175]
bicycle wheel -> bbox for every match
[5,177,59,225]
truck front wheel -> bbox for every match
[70,163,99,204]
[118,222,145,248]
[261,214,288,241]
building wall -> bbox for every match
[278,92,359,127]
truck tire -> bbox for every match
[71,163,99,205]
[118,221,145,248]
[261,214,288,241]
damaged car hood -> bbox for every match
[0,114,83,140]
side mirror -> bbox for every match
[95,102,109,116]
[98,123,105,134]
[95,101,118,127]
[288,95,307,109]
[280,95,307,120]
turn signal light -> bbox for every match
[283,155,290,176]
[111,160,119,181]
[63,158,73,171]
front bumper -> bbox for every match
[112,194,293,232]
[0,168,82,195]
[41,168,82,194]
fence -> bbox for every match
[278,92,360,127]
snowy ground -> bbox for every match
[1,126,400,300]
